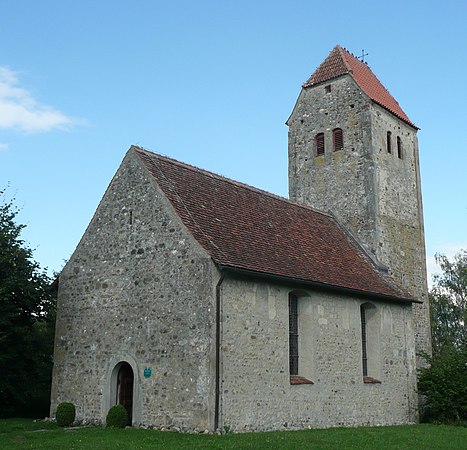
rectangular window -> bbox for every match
[397,136,403,159]
[316,133,325,156]
[360,303,381,383]
[360,306,368,377]
[289,295,299,376]
[333,128,343,151]
[387,131,392,154]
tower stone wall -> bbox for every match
[288,75,377,251]
[288,72,431,361]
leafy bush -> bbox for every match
[55,402,76,427]
[106,405,128,428]
[418,347,467,424]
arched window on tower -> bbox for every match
[333,128,344,151]
[315,133,325,156]
[387,131,392,154]
[397,136,403,159]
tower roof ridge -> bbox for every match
[303,45,417,129]
[337,45,353,72]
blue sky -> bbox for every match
[1,1,466,281]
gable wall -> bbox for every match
[219,276,417,431]
[50,151,217,430]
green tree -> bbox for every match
[0,190,57,417]
[418,250,466,424]
[429,251,466,353]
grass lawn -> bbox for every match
[0,418,466,449]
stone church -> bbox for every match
[51,45,431,431]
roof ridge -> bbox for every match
[302,45,349,88]
[132,145,335,219]
[340,47,393,98]
[337,45,353,73]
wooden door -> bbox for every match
[116,362,134,425]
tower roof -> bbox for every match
[133,146,415,303]
[303,46,417,129]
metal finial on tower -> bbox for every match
[357,49,369,63]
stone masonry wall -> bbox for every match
[288,76,378,255]
[50,150,217,430]
[370,103,431,359]
[288,75,431,360]
[219,276,418,432]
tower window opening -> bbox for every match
[397,136,403,159]
[387,131,392,154]
[333,128,344,151]
[315,133,325,156]
[325,85,331,93]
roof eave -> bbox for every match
[216,264,420,304]
[371,99,419,130]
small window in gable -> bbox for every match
[325,85,331,93]
[397,136,403,159]
[333,128,344,151]
[387,131,392,154]
[316,133,325,156]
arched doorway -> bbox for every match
[115,362,134,425]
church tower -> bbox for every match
[287,45,431,361]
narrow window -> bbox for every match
[387,131,392,154]
[325,85,331,93]
[289,294,299,376]
[397,136,403,159]
[360,302,381,383]
[333,128,344,151]
[316,133,325,156]
[360,305,368,376]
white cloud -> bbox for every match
[0,66,76,133]
[0,143,9,151]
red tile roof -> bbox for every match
[303,46,417,129]
[134,146,413,302]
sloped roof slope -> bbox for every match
[134,146,413,302]
[303,45,417,129]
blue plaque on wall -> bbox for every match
[143,367,152,378]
